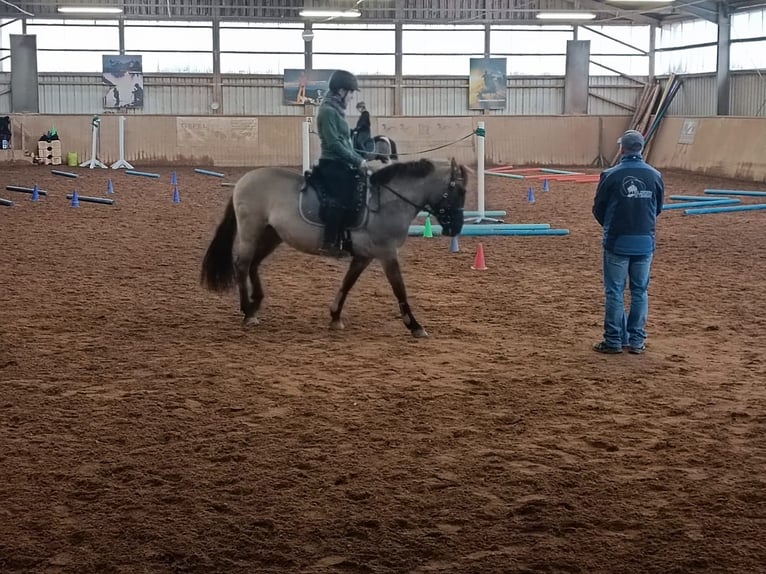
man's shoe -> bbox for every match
[628,344,646,355]
[593,341,623,354]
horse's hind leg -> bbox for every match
[236,225,281,326]
[329,255,372,330]
[382,257,428,338]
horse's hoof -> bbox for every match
[412,327,429,338]
[329,320,345,331]
[243,316,260,327]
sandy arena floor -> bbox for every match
[1,161,765,574]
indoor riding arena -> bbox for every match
[2,1,766,573]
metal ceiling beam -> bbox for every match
[562,0,661,25]
[673,0,721,22]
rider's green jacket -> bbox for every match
[316,99,366,168]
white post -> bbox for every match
[302,117,311,173]
[80,115,107,169]
[110,116,134,170]
[477,120,485,219]
[464,121,502,224]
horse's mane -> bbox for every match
[370,158,435,187]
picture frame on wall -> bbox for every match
[283,69,335,106]
[102,55,144,109]
[469,57,507,110]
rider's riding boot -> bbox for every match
[320,213,351,258]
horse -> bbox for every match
[200,157,468,338]
[370,135,398,163]
[353,132,399,164]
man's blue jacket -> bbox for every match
[592,153,665,256]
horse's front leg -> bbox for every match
[382,257,428,338]
[329,255,372,330]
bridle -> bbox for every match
[371,170,464,226]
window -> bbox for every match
[124,20,212,73]
[490,26,571,55]
[220,24,302,53]
[578,25,649,55]
[731,40,766,71]
[220,53,304,74]
[656,46,717,74]
[220,22,301,74]
[403,54,484,76]
[590,56,649,77]
[0,18,23,72]
[26,20,118,51]
[403,25,484,54]
[731,8,766,41]
[657,19,717,49]
[312,54,394,75]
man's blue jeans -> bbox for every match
[602,250,653,349]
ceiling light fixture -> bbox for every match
[57,6,124,14]
[536,12,597,20]
[299,9,361,18]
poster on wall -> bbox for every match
[102,55,144,109]
[283,69,334,105]
[469,57,507,110]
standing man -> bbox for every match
[592,130,664,355]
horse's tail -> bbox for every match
[388,137,398,161]
[200,197,237,292]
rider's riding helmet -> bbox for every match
[329,70,359,93]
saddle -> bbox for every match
[298,168,370,231]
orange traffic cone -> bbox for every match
[471,243,487,270]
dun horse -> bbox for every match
[200,158,468,337]
[369,135,398,163]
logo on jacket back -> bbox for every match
[621,176,652,199]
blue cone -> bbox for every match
[71,190,80,207]
[450,235,460,253]
[527,187,535,203]
[107,178,114,194]
[171,171,178,185]
[31,184,40,202]
[173,186,180,204]
[543,178,549,192]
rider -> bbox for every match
[352,101,374,155]
[315,69,368,258]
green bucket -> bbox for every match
[67,152,78,166]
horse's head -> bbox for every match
[428,158,468,237]
[369,158,468,237]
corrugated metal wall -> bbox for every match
[3,72,766,117]
[588,76,645,116]
[731,73,766,116]
[662,72,766,117]
[0,72,9,112]
[665,74,716,116]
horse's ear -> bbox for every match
[450,157,459,177]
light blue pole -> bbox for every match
[540,168,582,175]
[417,210,507,218]
[669,195,725,202]
[410,223,551,235]
[409,225,567,237]
[704,189,766,197]
[194,168,226,178]
[125,170,161,178]
[485,171,526,180]
[685,203,766,215]
[663,199,740,210]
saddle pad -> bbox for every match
[298,181,368,230]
